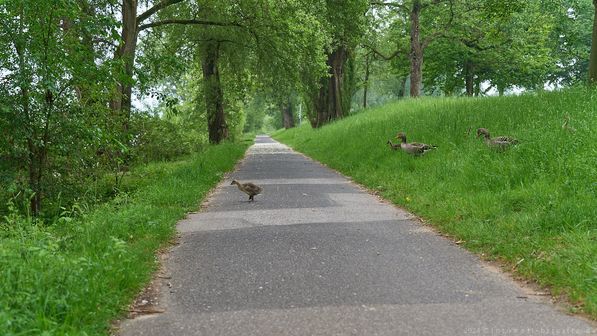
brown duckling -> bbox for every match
[231,180,262,201]
[476,128,518,150]
[395,132,437,156]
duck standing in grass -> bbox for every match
[476,128,518,150]
[395,132,436,156]
[231,180,262,201]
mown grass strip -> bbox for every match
[0,141,250,335]
[274,88,597,318]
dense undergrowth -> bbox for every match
[274,88,597,318]
[0,141,250,335]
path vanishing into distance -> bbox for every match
[119,136,595,336]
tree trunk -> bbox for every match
[589,0,597,85]
[464,59,474,96]
[409,0,423,97]
[397,76,407,98]
[363,53,370,108]
[281,99,295,129]
[111,0,138,131]
[15,24,43,216]
[68,1,97,105]
[474,77,481,96]
[310,46,350,128]
[202,43,228,144]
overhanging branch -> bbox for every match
[138,19,243,31]
[363,44,405,60]
[369,1,407,11]
[137,0,186,23]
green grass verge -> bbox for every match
[274,88,597,318]
[0,141,250,335]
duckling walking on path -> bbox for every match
[476,128,518,150]
[395,132,436,156]
[231,180,262,201]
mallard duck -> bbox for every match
[395,132,436,156]
[231,180,262,201]
[476,128,518,149]
[386,140,400,150]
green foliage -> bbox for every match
[547,0,595,85]
[274,88,597,317]
[0,142,249,335]
[362,0,593,97]
[129,113,206,163]
[0,0,122,217]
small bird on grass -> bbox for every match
[476,128,518,150]
[395,132,437,156]
[230,180,262,201]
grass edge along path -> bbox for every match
[0,141,250,335]
[273,88,597,319]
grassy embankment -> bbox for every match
[0,141,250,335]
[274,88,597,318]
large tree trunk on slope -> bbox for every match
[281,100,295,129]
[409,0,423,97]
[310,46,351,128]
[202,44,228,144]
[363,53,370,108]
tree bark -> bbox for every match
[201,43,228,144]
[397,76,407,98]
[409,0,423,97]
[589,0,597,85]
[310,46,350,128]
[464,59,475,96]
[281,99,295,129]
[111,0,138,131]
[474,77,481,96]
[363,52,370,108]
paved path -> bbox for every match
[120,136,595,336]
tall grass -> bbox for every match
[0,141,250,335]
[274,88,597,317]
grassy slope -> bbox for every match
[0,141,250,335]
[274,88,597,317]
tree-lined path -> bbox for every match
[119,136,594,336]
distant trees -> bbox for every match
[363,0,594,98]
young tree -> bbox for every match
[371,0,455,97]
[589,0,597,84]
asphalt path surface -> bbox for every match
[119,136,596,336]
